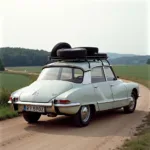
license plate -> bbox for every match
[24,105,45,113]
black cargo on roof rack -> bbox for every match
[49,42,108,63]
[50,48,107,62]
[74,47,99,56]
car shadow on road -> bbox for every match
[24,109,147,137]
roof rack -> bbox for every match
[48,53,109,68]
[50,53,108,61]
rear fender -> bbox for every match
[55,84,99,111]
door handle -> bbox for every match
[94,86,98,88]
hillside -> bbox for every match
[109,55,150,65]
[107,53,136,59]
[0,47,149,66]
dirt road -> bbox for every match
[0,83,150,150]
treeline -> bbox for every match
[0,47,50,67]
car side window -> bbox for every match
[104,67,116,81]
[91,67,105,83]
[60,68,72,80]
[74,68,83,78]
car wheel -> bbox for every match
[23,112,41,123]
[73,105,91,127]
[123,92,137,114]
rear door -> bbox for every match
[91,67,114,111]
[103,66,128,108]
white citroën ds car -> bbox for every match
[8,42,139,127]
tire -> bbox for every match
[74,47,98,56]
[23,112,41,123]
[57,48,87,59]
[51,42,71,57]
[123,92,137,114]
[73,105,92,127]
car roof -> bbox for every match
[44,60,110,71]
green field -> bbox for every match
[0,72,37,120]
[113,65,150,81]
[113,65,150,89]
[0,72,32,91]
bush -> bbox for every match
[0,88,11,106]
[0,106,18,120]
[0,58,5,71]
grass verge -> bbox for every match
[118,113,150,150]
[0,106,19,121]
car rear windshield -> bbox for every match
[37,67,84,83]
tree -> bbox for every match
[147,59,150,64]
[0,58,5,71]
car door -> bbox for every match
[103,66,128,108]
[91,67,114,111]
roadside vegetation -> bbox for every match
[0,71,38,120]
[118,112,150,150]
[0,58,5,71]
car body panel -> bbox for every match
[56,84,99,111]
[124,82,139,97]
[92,82,113,111]
[15,80,73,103]
[107,79,129,108]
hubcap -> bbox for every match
[81,106,90,123]
[129,96,135,110]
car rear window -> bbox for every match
[37,67,84,83]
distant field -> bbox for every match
[0,72,32,91]
[113,65,150,89]
[7,66,42,73]
[113,65,150,81]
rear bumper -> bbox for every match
[8,100,80,115]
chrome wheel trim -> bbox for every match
[80,106,90,123]
[129,96,135,110]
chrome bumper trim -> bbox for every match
[8,101,52,106]
[8,101,80,107]
[54,103,80,107]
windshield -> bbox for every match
[37,67,84,83]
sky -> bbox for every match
[0,0,149,55]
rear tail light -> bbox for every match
[9,96,12,101]
[55,100,70,104]
[9,96,18,102]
